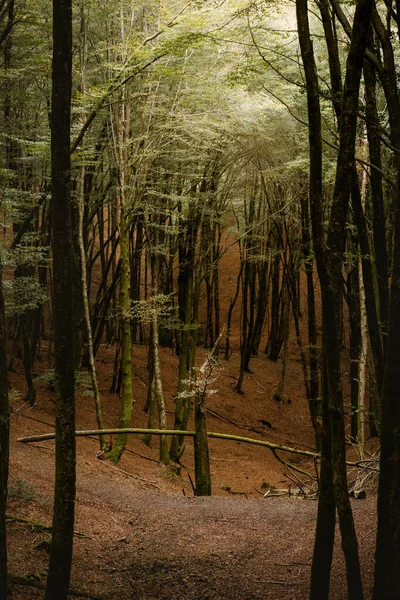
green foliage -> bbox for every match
[35,370,94,397]
[129,293,176,326]
[3,277,46,316]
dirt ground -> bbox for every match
[6,338,377,600]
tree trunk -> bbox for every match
[194,388,212,496]
[0,267,10,600]
[321,1,373,595]
[297,0,373,596]
[265,250,283,361]
[365,8,400,594]
[45,0,76,597]
[300,194,321,450]
[372,8,400,595]
[346,237,361,443]
[106,202,134,463]
[364,49,389,351]
[309,359,335,600]
[77,7,106,453]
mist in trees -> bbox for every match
[1,0,400,597]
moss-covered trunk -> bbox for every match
[106,202,134,464]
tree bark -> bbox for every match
[309,359,335,600]
[372,7,400,596]
[0,267,9,600]
[296,2,333,596]
[45,0,76,597]
[297,0,373,597]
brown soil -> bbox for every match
[6,339,376,600]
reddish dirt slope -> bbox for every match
[6,341,376,599]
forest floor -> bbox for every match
[6,340,377,600]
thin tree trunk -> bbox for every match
[309,358,335,600]
[357,254,367,460]
[301,194,321,450]
[146,214,169,466]
[77,3,106,453]
[78,168,107,452]
[225,260,243,361]
[0,267,9,600]
[152,314,169,465]
[364,50,389,349]
[274,284,290,402]
[194,385,211,496]
[106,202,134,463]
[347,238,361,443]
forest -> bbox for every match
[1,0,400,598]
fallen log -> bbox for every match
[18,428,318,458]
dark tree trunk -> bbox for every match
[45,0,76,598]
[249,257,269,356]
[295,7,334,590]
[0,268,9,600]
[321,0,384,422]
[309,359,335,600]
[225,261,243,361]
[374,188,400,598]
[321,1,372,595]
[194,390,211,496]
[364,46,389,352]
[351,170,384,411]
[236,253,249,394]
[300,194,321,450]
[265,250,284,361]
[346,234,361,443]
[297,0,373,597]
[170,198,201,461]
[372,7,400,597]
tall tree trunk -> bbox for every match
[365,7,400,594]
[77,3,106,453]
[364,49,389,351]
[372,7,400,595]
[0,268,9,600]
[265,249,283,361]
[346,236,361,443]
[297,0,373,597]
[225,260,243,361]
[151,314,169,465]
[146,214,169,466]
[357,253,368,460]
[45,0,76,597]
[106,202,134,463]
[194,380,212,496]
[300,194,321,450]
[309,359,335,600]
[321,1,372,594]
[274,283,290,402]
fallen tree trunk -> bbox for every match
[18,428,317,458]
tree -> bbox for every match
[297,0,373,597]
[45,0,76,597]
[371,4,400,596]
[0,266,9,600]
